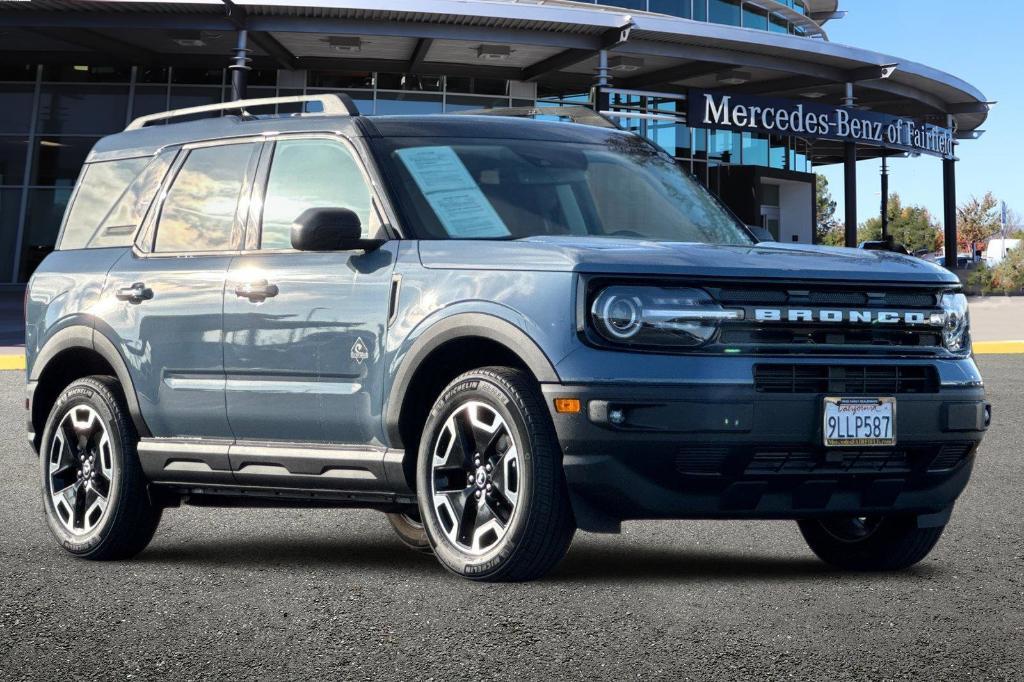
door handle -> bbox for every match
[115,282,153,304]
[234,280,279,302]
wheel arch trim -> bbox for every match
[384,312,560,449]
[30,325,151,441]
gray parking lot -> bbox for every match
[1,357,1021,681]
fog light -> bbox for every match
[608,408,626,426]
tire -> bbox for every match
[416,367,576,581]
[40,376,161,560]
[797,515,946,571]
[385,510,432,553]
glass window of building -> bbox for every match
[0,189,22,281]
[31,137,99,187]
[694,0,708,21]
[604,0,647,10]
[154,143,256,253]
[260,138,375,249]
[307,70,373,89]
[709,0,741,26]
[22,188,73,280]
[649,0,692,18]
[770,15,790,33]
[37,85,129,135]
[40,64,131,83]
[742,5,769,31]
[375,92,444,115]
[0,137,28,186]
[0,85,36,133]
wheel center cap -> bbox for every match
[474,467,487,489]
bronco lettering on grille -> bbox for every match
[754,309,941,326]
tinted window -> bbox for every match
[59,157,150,250]
[155,143,256,253]
[260,138,374,249]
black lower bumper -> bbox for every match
[542,383,988,532]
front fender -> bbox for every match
[383,309,561,449]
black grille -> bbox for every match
[710,285,944,354]
[753,364,939,394]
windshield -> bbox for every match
[373,133,754,245]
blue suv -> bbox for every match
[25,95,989,581]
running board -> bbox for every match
[137,438,410,495]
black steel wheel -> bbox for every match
[41,376,161,560]
[416,367,575,581]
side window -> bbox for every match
[59,156,151,250]
[260,138,376,250]
[154,143,257,253]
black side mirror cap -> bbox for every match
[290,207,384,252]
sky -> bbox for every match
[816,0,1024,227]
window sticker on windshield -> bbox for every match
[395,146,510,238]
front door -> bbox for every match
[223,135,395,446]
[104,140,261,439]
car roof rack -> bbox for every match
[450,105,619,129]
[125,93,360,131]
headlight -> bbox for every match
[940,292,970,352]
[590,286,742,348]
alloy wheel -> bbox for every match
[47,406,114,536]
[430,401,520,554]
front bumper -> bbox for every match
[542,382,989,532]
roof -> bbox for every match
[1,0,989,136]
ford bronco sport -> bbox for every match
[26,94,989,581]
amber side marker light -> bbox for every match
[554,398,581,414]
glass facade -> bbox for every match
[581,0,817,36]
[0,64,530,283]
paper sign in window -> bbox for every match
[395,146,510,238]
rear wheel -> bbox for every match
[798,514,946,571]
[40,376,161,560]
[416,367,575,581]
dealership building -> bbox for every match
[0,0,990,284]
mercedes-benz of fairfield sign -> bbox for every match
[690,90,956,159]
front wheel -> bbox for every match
[798,515,946,571]
[40,376,161,560]
[416,367,575,581]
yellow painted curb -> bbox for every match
[974,341,1024,355]
[0,354,25,370]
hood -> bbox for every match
[417,237,960,285]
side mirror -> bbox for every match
[290,207,384,252]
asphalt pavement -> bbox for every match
[1,358,1021,681]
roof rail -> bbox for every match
[125,93,360,131]
[450,105,618,129]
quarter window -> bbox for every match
[59,156,151,250]
[154,143,256,253]
[260,138,375,250]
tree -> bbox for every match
[857,193,941,253]
[957,192,1001,255]
[814,174,842,245]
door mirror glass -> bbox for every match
[291,207,380,251]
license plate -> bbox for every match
[823,397,896,447]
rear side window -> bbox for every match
[59,156,156,249]
[260,138,375,249]
[154,143,257,253]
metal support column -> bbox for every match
[228,29,251,101]
[943,113,958,270]
[880,155,889,242]
[592,49,610,112]
[843,83,857,247]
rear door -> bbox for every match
[223,134,396,445]
[104,139,261,438]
